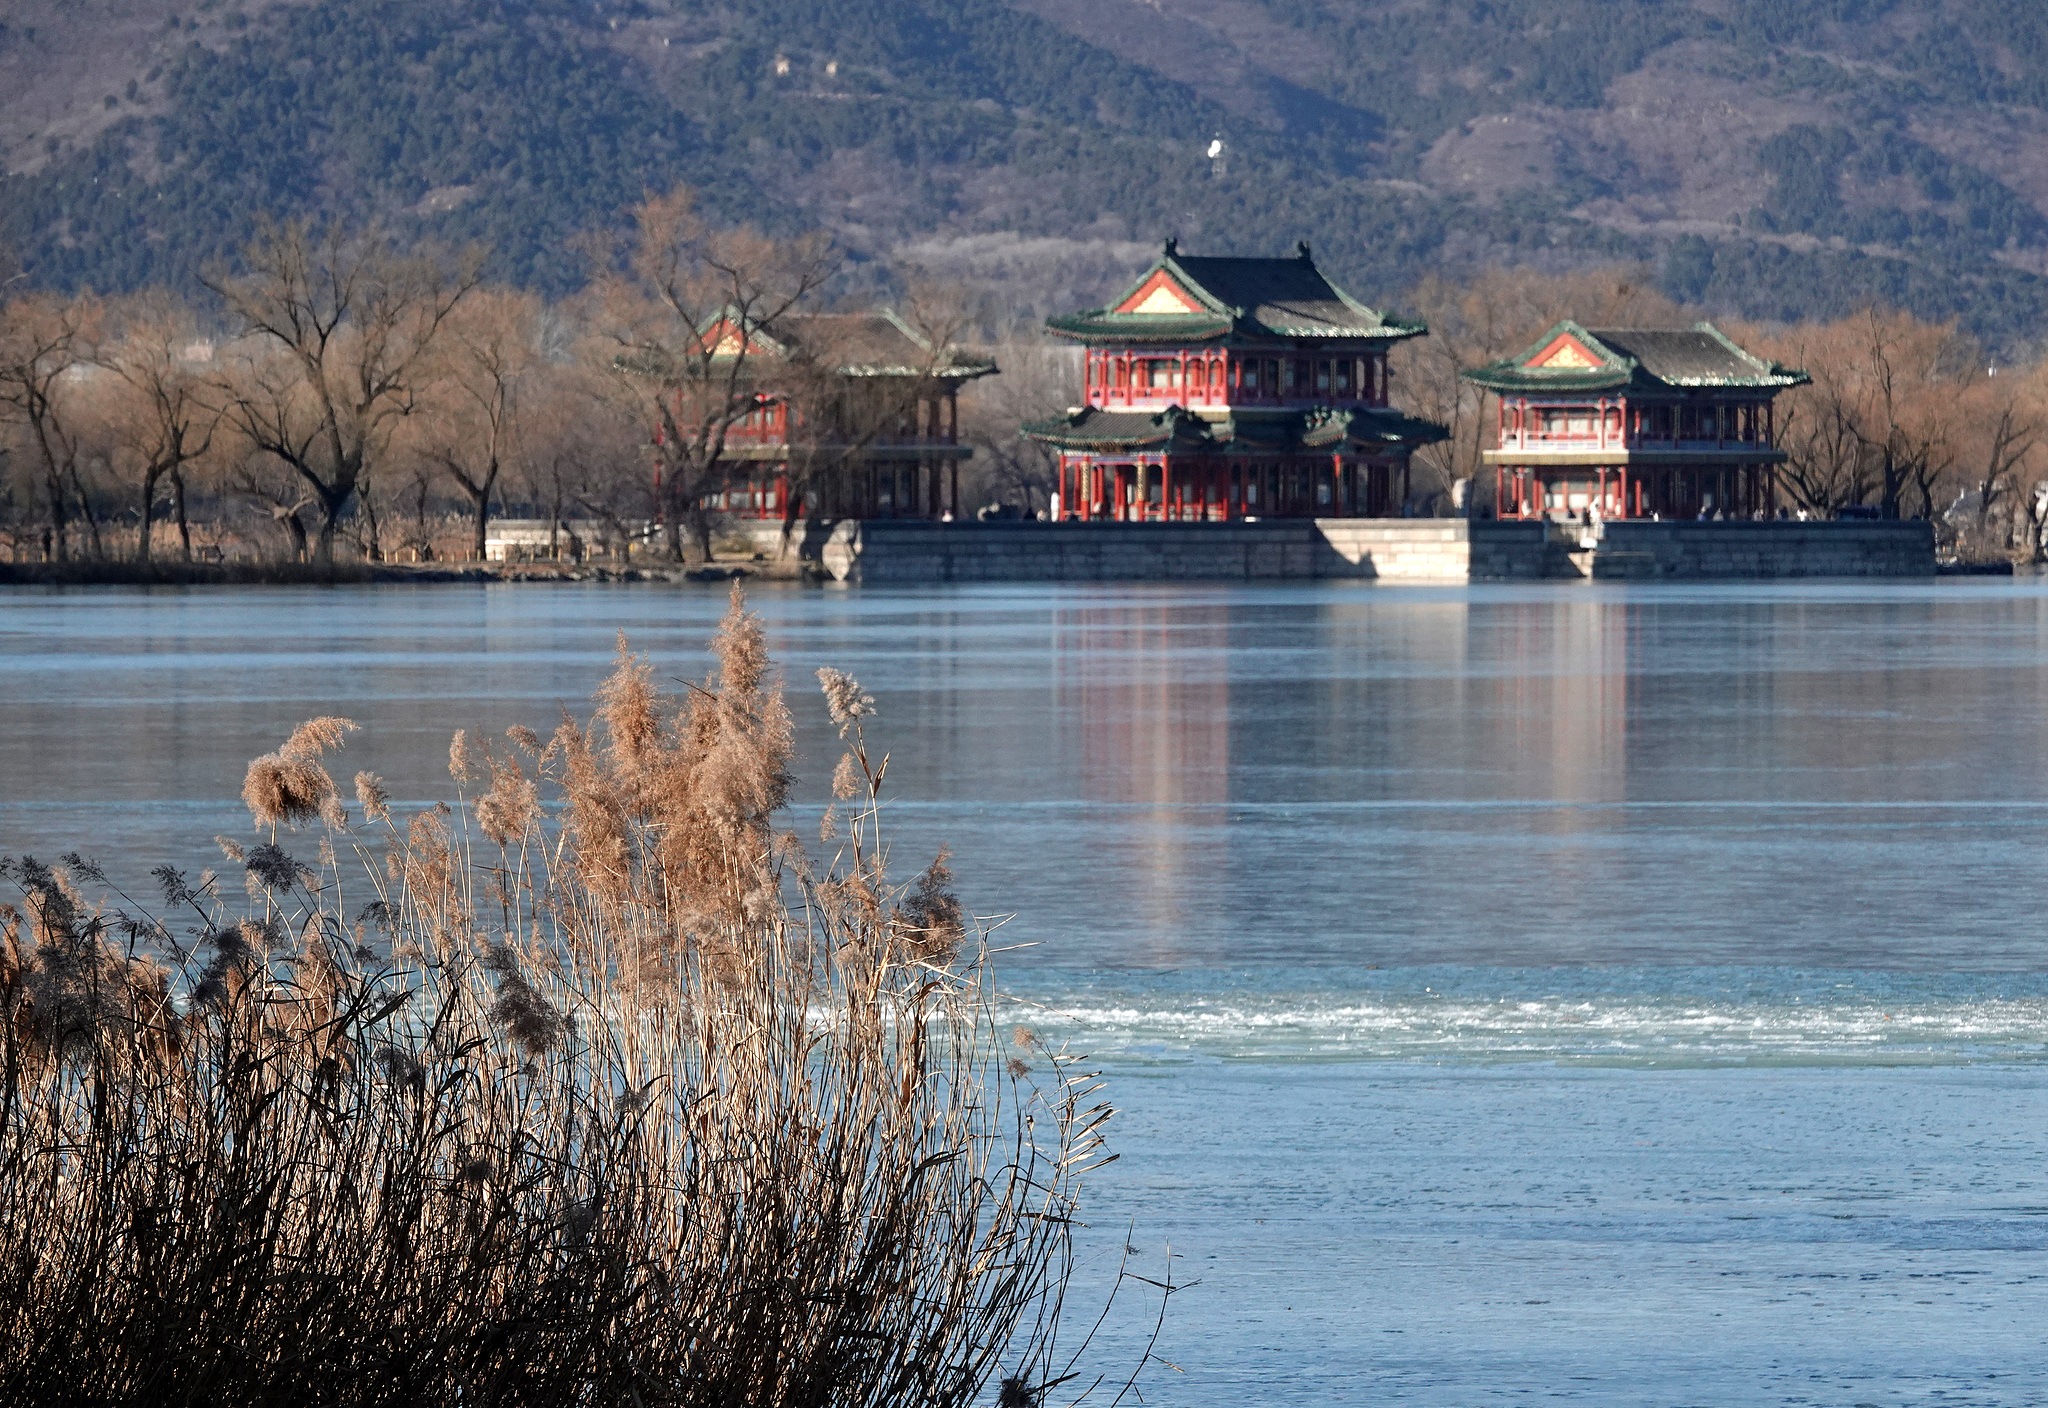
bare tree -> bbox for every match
[411,289,539,560]
[516,364,633,562]
[1776,380,1876,516]
[205,222,482,562]
[0,294,101,561]
[99,298,220,563]
[221,451,320,561]
[1958,389,2034,545]
[957,324,1071,514]
[597,188,837,561]
[1763,310,1977,520]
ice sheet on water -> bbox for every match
[998,964,2048,1066]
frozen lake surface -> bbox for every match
[4,579,2047,1403]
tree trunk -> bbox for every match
[137,466,161,565]
[548,473,563,560]
[472,491,489,562]
[284,510,311,561]
[171,470,191,562]
[71,468,104,559]
[45,475,66,562]
[663,490,686,562]
[38,456,66,564]
[687,505,713,564]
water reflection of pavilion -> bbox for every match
[1052,600,1232,964]
[1047,594,1645,961]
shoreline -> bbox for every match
[0,558,817,587]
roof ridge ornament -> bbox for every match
[1297,241,1312,262]
[1164,236,1179,258]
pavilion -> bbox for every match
[1462,321,1810,521]
[1023,240,1448,520]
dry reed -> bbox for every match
[0,584,1111,1406]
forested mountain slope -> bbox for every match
[9,0,2048,349]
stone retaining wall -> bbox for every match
[793,518,1935,583]
[818,519,1546,583]
[1579,520,1936,579]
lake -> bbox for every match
[3,579,2045,1404]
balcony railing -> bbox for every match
[1498,430,1774,452]
[1092,386,1385,412]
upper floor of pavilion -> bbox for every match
[669,307,996,458]
[1047,240,1427,417]
[1463,321,1810,459]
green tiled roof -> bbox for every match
[783,309,998,380]
[1044,311,1237,342]
[1046,239,1428,346]
[1298,405,1451,451]
[1022,403,1447,454]
[1463,320,1809,394]
[652,305,996,380]
[1020,405,1213,451]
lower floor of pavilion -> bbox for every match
[1489,459,1784,521]
[700,455,965,522]
[1054,454,1415,522]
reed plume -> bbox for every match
[0,588,1109,1407]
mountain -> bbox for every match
[9,0,2048,350]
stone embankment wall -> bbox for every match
[802,519,1936,584]
[819,519,1548,583]
[1576,521,1936,579]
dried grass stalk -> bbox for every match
[0,589,1108,1407]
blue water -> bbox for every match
[3,580,2047,1402]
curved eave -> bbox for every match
[1025,431,1174,450]
[1300,414,1450,452]
[1465,368,1813,394]
[1046,312,1236,343]
[1462,368,1632,393]
[1256,320,1428,342]
[1021,417,1177,451]
[839,362,999,380]
[1657,373,1811,389]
